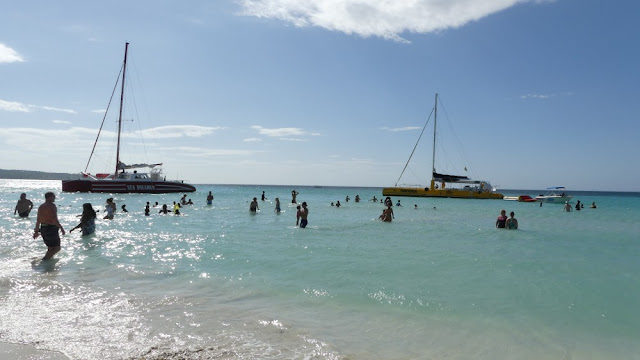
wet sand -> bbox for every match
[0,342,69,360]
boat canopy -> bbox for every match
[117,161,163,170]
[546,186,566,190]
[432,172,470,183]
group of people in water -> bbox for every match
[250,191,308,227]
[562,200,596,212]
[21,191,207,260]
[495,209,518,230]
[17,188,601,261]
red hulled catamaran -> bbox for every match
[62,43,196,194]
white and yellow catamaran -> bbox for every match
[382,94,503,199]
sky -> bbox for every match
[1,0,639,191]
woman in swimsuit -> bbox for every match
[496,209,507,229]
[505,211,518,230]
[70,203,97,236]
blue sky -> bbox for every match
[1,0,638,191]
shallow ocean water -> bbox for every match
[0,180,639,359]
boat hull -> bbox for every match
[62,179,196,194]
[382,187,503,199]
[535,195,573,203]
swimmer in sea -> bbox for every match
[299,202,309,228]
[33,192,65,260]
[506,211,518,230]
[70,203,97,236]
[563,201,572,212]
[296,205,302,226]
[207,191,214,205]
[496,209,507,228]
[14,193,34,218]
[379,205,393,222]
[104,198,115,220]
[274,197,281,213]
[250,197,259,212]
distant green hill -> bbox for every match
[0,169,78,180]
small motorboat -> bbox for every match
[535,187,573,203]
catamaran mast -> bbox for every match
[431,93,438,182]
[115,42,129,176]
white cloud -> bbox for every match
[135,125,223,139]
[520,93,550,99]
[37,105,77,114]
[238,0,539,42]
[164,146,261,157]
[0,99,76,113]
[0,99,30,112]
[519,91,573,100]
[0,43,24,63]
[0,127,100,151]
[251,125,306,137]
[243,137,262,142]
[53,120,72,124]
[383,126,422,132]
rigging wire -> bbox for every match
[128,53,152,166]
[394,107,434,186]
[437,96,474,178]
[84,64,124,173]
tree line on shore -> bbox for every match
[0,169,77,180]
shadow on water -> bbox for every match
[30,258,60,273]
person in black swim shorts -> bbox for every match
[33,192,65,260]
[299,202,309,228]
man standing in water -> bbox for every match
[14,193,34,217]
[291,190,299,204]
[250,197,259,212]
[299,202,309,228]
[33,192,65,260]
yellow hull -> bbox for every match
[382,187,504,199]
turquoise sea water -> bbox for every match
[0,180,639,359]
